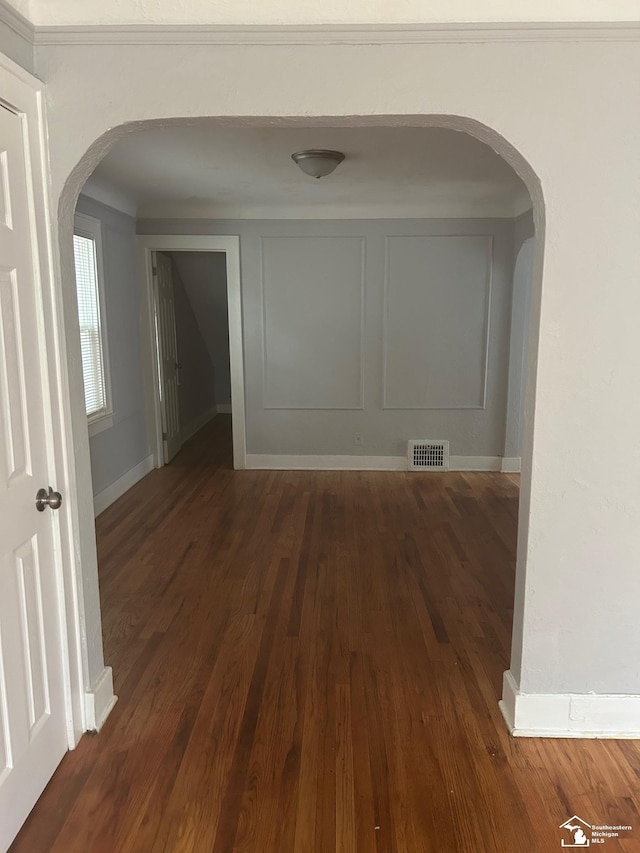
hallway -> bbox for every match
[11,416,640,851]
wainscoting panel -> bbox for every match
[261,236,365,409]
[383,235,492,409]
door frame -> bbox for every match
[152,250,182,464]
[137,235,246,469]
[0,54,84,745]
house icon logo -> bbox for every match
[560,816,591,847]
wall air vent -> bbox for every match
[408,440,450,471]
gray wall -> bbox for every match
[513,208,535,256]
[76,194,150,496]
[169,254,218,430]
[0,13,34,73]
[504,208,535,458]
[505,235,535,458]
[169,252,231,406]
[141,218,516,459]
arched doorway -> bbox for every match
[55,116,545,741]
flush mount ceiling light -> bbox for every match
[291,149,345,179]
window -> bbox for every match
[73,213,112,434]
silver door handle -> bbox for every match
[35,487,63,512]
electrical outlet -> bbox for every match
[354,432,364,447]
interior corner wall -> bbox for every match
[75,194,150,499]
[168,254,218,433]
[513,209,534,256]
[139,217,515,460]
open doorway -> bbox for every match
[152,250,232,464]
[138,235,246,471]
[68,123,537,686]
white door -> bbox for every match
[0,104,68,849]
[153,251,181,463]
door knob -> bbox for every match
[35,487,63,512]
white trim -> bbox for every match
[136,235,246,470]
[500,456,521,473]
[245,453,510,471]
[179,405,218,445]
[93,454,154,517]
[0,51,85,746]
[450,455,501,471]
[83,667,117,733]
[0,0,34,43]
[246,454,407,471]
[31,22,640,47]
[216,403,232,414]
[500,670,640,739]
[140,201,526,221]
[3,12,640,49]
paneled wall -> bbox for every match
[138,218,515,461]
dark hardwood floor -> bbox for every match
[11,416,640,851]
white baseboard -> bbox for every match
[246,454,406,471]
[84,666,117,733]
[245,453,512,472]
[450,455,501,471]
[500,670,640,738]
[179,404,218,445]
[93,453,154,517]
[216,402,232,414]
[500,456,522,473]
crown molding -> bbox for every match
[0,0,34,42]
[31,21,640,47]
[2,8,639,48]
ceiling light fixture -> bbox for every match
[291,149,345,179]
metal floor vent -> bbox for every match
[408,440,450,471]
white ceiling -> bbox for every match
[87,125,531,220]
[8,0,640,26]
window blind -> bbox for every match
[73,233,106,418]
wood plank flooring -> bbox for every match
[11,416,640,851]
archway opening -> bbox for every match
[59,113,545,759]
